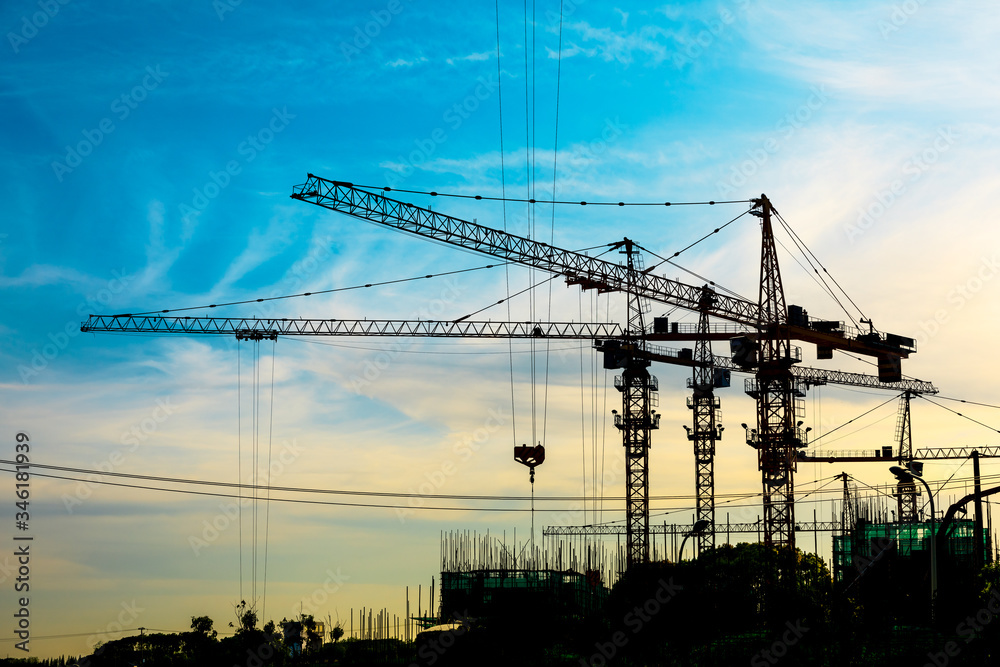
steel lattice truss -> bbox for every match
[291,176,760,324]
[543,521,842,536]
[82,174,933,571]
[615,240,657,564]
[689,291,719,556]
[81,316,937,396]
[81,316,625,339]
[751,197,799,557]
[895,392,919,522]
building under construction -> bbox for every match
[833,478,990,627]
[436,531,613,625]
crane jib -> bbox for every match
[291,175,919,364]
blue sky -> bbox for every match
[3,0,1000,658]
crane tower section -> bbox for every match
[687,288,725,556]
[746,196,806,554]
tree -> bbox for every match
[302,614,323,653]
[190,615,217,639]
[233,600,258,634]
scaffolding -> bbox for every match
[438,531,611,622]
[834,519,983,583]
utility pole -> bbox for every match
[973,449,985,569]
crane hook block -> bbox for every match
[514,444,545,484]
[514,444,545,469]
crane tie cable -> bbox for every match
[805,394,901,446]
[917,394,1000,435]
[342,182,752,207]
[113,264,504,316]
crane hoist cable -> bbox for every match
[237,340,243,601]
[262,339,275,623]
[496,0,518,453]
[541,0,564,479]
[523,0,538,456]
[579,290,588,524]
[236,337,276,617]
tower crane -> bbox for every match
[82,174,930,569]
[81,313,934,555]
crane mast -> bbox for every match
[688,288,722,556]
[895,391,919,522]
[749,196,803,554]
[615,240,658,564]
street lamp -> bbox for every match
[679,519,711,561]
[890,464,936,620]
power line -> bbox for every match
[0,460,767,503]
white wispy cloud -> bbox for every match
[386,56,429,68]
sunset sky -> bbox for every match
[3,0,1000,658]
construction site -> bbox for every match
[73,176,1000,666]
[6,3,989,666]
